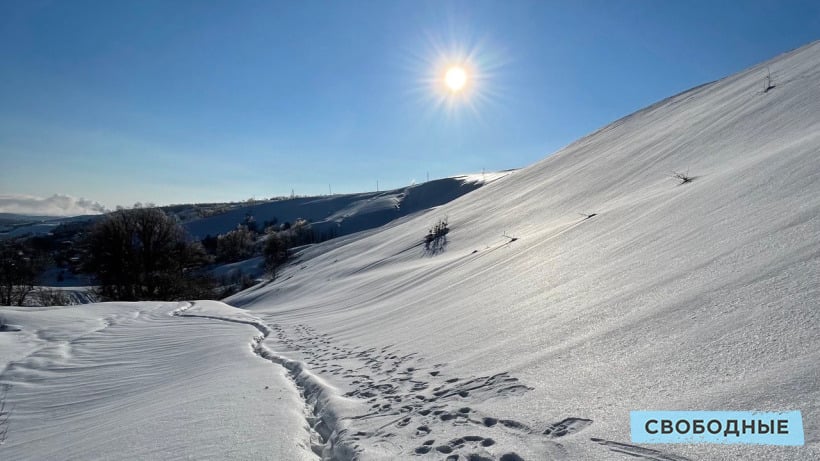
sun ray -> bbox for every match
[396,23,511,133]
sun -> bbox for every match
[407,34,506,120]
[444,66,468,92]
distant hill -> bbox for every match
[0,174,507,242]
[182,173,510,240]
[0,213,99,240]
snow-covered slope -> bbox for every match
[223,42,820,460]
[2,42,819,461]
[0,214,97,241]
[183,175,505,240]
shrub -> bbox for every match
[201,234,218,254]
[216,225,256,262]
[424,217,449,254]
[671,170,694,185]
[263,231,289,280]
[35,287,71,306]
[290,218,314,246]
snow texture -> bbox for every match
[2,41,820,460]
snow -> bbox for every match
[225,41,820,460]
[209,255,267,282]
[183,175,496,240]
[2,41,820,460]
[0,214,97,241]
[0,302,318,460]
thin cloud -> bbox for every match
[0,194,107,216]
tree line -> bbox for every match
[0,207,337,304]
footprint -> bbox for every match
[448,437,465,448]
[466,455,493,461]
[591,438,691,461]
[499,419,530,432]
[496,384,532,397]
[543,417,592,438]
[500,454,525,461]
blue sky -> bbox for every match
[1,0,818,212]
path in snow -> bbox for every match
[176,304,692,460]
[262,320,694,460]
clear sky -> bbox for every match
[1,0,818,213]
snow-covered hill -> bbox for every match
[2,41,819,460]
[183,174,507,240]
[0,213,97,241]
[225,41,820,460]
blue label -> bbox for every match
[630,411,804,446]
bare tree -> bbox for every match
[216,225,256,262]
[82,208,210,301]
[0,241,43,306]
[262,231,289,280]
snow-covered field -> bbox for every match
[2,41,820,460]
[0,302,318,460]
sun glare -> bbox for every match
[405,33,506,121]
[444,66,467,92]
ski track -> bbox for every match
[175,304,690,461]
